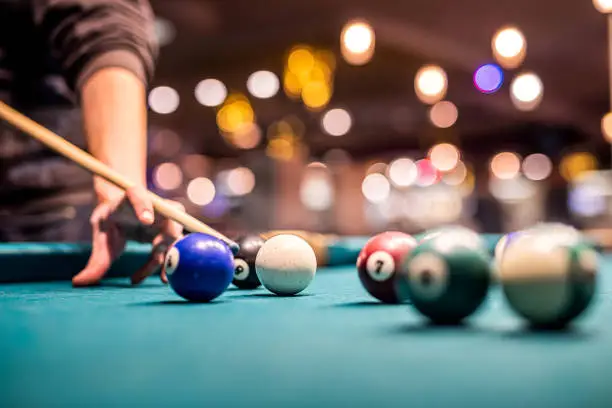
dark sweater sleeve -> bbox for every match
[33,0,159,95]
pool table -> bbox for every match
[1,237,611,408]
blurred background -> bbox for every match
[143,0,612,238]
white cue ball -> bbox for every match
[498,231,598,328]
[255,234,317,296]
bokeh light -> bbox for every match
[429,101,458,128]
[284,45,335,109]
[473,64,504,94]
[510,72,543,111]
[442,161,468,186]
[601,112,612,142]
[321,108,352,136]
[341,20,375,65]
[429,143,460,171]
[560,152,598,182]
[148,86,179,114]
[569,184,607,217]
[387,158,418,188]
[195,79,227,107]
[415,65,448,105]
[216,93,255,134]
[247,70,280,99]
[226,167,256,196]
[362,173,390,203]
[154,18,176,47]
[366,162,388,175]
[490,152,521,179]
[186,177,216,206]
[522,153,552,181]
[593,0,612,14]
[492,26,526,69]
[153,162,183,190]
[302,80,331,110]
[415,159,440,186]
[225,122,262,150]
[489,176,537,202]
[300,169,334,211]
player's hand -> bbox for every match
[72,185,184,287]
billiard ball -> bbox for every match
[255,234,317,296]
[396,233,492,324]
[164,232,235,302]
[356,231,417,304]
[498,230,598,329]
[233,234,264,289]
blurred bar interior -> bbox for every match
[145,0,612,244]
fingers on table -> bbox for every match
[73,204,126,287]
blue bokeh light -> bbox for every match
[474,64,504,94]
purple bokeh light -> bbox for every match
[473,64,504,94]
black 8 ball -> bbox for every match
[232,234,265,289]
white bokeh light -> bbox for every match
[247,71,280,99]
[149,86,180,114]
[342,21,374,54]
[186,177,216,206]
[429,101,458,128]
[510,72,543,111]
[226,167,256,196]
[362,173,390,203]
[522,153,552,181]
[195,79,227,107]
[300,173,334,211]
[154,18,176,47]
[493,27,525,59]
[387,158,418,188]
[153,162,182,190]
[415,65,448,104]
[429,143,460,172]
[321,108,352,136]
[593,0,612,13]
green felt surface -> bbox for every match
[0,242,153,283]
[1,258,612,408]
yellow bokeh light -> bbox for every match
[288,46,315,76]
[315,49,337,72]
[560,152,598,182]
[283,71,302,99]
[216,93,255,134]
[459,165,476,196]
[266,135,298,162]
[284,44,336,108]
[601,112,612,142]
[302,80,331,110]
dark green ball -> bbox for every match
[396,237,492,324]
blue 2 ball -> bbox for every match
[164,233,235,302]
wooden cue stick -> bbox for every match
[0,100,239,251]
